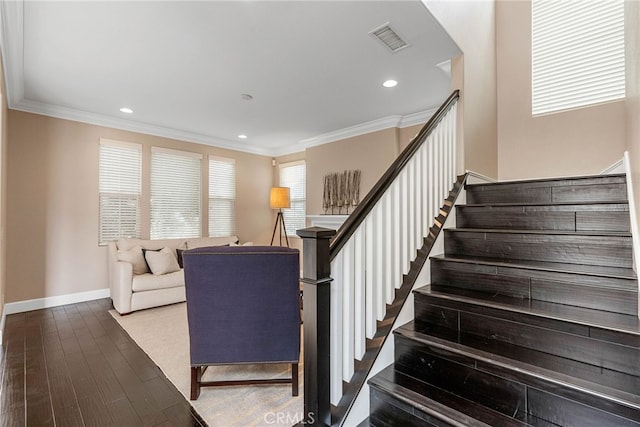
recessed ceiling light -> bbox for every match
[119,107,134,114]
[383,79,398,88]
[238,134,248,139]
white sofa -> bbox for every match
[108,235,240,314]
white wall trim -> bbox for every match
[278,107,439,156]
[0,0,24,110]
[622,152,640,318]
[0,288,111,344]
[466,169,497,184]
[0,312,5,345]
[601,157,625,175]
[10,97,440,159]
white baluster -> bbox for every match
[452,104,458,177]
[365,216,375,339]
[353,227,366,359]
[384,191,394,302]
[330,256,343,405]
[428,135,436,226]
[400,169,409,273]
[324,97,459,408]
[342,240,354,382]
[392,180,401,289]
[408,159,416,261]
[415,147,424,251]
[374,202,385,320]
[421,142,429,237]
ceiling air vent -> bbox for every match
[370,23,410,53]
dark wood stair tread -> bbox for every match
[447,227,632,237]
[369,365,531,427]
[430,254,638,283]
[460,201,629,208]
[414,285,640,336]
[394,322,640,414]
[465,173,626,189]
[403,320,640,398]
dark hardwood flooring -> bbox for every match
[0,298,206,427]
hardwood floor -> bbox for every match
[0,298,206,427]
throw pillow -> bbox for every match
[116,245,149,275]
[141,248,161,271]
[176,248,184,268]
[145,247,180,275]
[229,241,254,246]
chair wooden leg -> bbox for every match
[190,367,201,400]
[292,363,299,396]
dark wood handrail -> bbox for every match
[329,89,460,259]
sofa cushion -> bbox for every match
[132,269,184,292]
[145,247,181,275]
[117,245,149,275]
[117,238,187,252]
[186,236,239,249]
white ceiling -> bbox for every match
[0,1,460,156]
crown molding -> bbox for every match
[0,0,24,108]
[399,107,438,127]
[0,0,438,158]
[274,106,438,157]
[12,99,275,156]
[13,97,438,158]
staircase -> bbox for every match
[366,173,640,426]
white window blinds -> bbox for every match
[99,140,142,245]
[279,161,306,236]
[209,156,236,237]
[531,0,625,115]
[150,147,202,239]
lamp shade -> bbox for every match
[270,187,290,209]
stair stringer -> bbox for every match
[623,152,640,318]
[341,172,493,426]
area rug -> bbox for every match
[110,303,303,426]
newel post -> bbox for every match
[296,226,335,426]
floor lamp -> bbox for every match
[270,187,290,247]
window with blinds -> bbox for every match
[98,140,142,245]
[150,147,202,239]
[531,0,625,115]
[209,156,236,237]
[279,161,306,236]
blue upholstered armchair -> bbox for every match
[183,245,301,400]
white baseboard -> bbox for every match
[466,170,497,184]
[601,157,625,175]
[0,288,111,344]
[622,152,640,319]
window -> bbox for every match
[532,0,625,115]
[279,161,306,236]
[150,147,202,239]
[209,156,236,237]
[98,139,142,245]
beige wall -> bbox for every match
[305,128,399,216]
[0,54,7,318]
[398,123,424,153]
[276,123,427,220]
[422,0,498,178]
[6,111,273,304]
[275,124,424,253]
[626,0,640,276]
[496,0,626,180]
